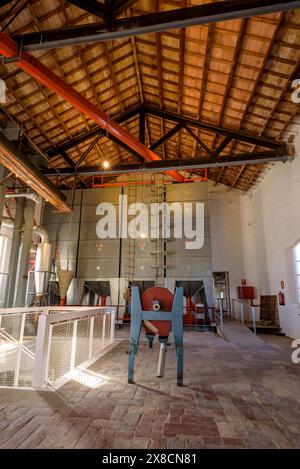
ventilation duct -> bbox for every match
[1,216,52,301]
[33,224,49,243]
[5,192,41,204]
[34,241,52,299]
[1,217,49,243]
[1,216,14,229]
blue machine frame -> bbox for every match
[128,286,184,386]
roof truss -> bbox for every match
[45,105,286,168]
[43,150,289,178]
[11,0,300,51]
[67,0,138,20]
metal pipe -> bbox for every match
[34,242,52,298]
[5,192,41,204]
[157,340,167,378]
[2,217,50,244]
[33,225,49,243]
[1,216,14,229]
[0,32,184,183]
[2,215,51,301]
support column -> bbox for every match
[15,199,35,307]
[4,197,25,307]
[0,164,8,227]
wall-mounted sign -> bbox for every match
[241,279,247,286]
[281,280,285,289]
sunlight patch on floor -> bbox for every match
[67,367,110,388]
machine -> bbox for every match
[128,286,184,386]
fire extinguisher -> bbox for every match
[278,291,285,306]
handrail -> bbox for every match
[231,298,257,335]
[0,305,105,316]
[231,298,249,324]
[46,307,115,324]
[0,306,116,389]
[214,299,224,327]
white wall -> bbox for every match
[209,183,244,302]
[240,133,300,338]
[209,131,300,338]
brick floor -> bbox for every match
[0,329,300,449]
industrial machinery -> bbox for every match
[128,286,184,386]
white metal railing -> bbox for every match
[0,306,116,389]
[0,272,9,308]
[231,299,257,335]
[215,298,224,327]
[251,305,259,335]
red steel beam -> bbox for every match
[0,32,184,183]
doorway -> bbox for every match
[213,272,231,316]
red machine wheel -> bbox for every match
[141,287,174,337]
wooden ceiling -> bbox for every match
[0,0,299,191]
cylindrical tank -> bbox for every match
[34,242,52,297]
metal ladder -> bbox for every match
[150,174,167,287]
[124,178,137,287]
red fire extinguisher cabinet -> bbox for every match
[237,286,255,302]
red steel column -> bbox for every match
[0,32,184,182]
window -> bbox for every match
[294,241,300,303]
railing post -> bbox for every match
[32,313,51,388]
[45,325,53,383]
[240,302,244,324]
[70,320,78,371]
[251,306,257,335]
[13,313,26,387]
[110,309,116,343]
[101,313,106,348]
[219,301,223,327]
[88,316,94,359]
